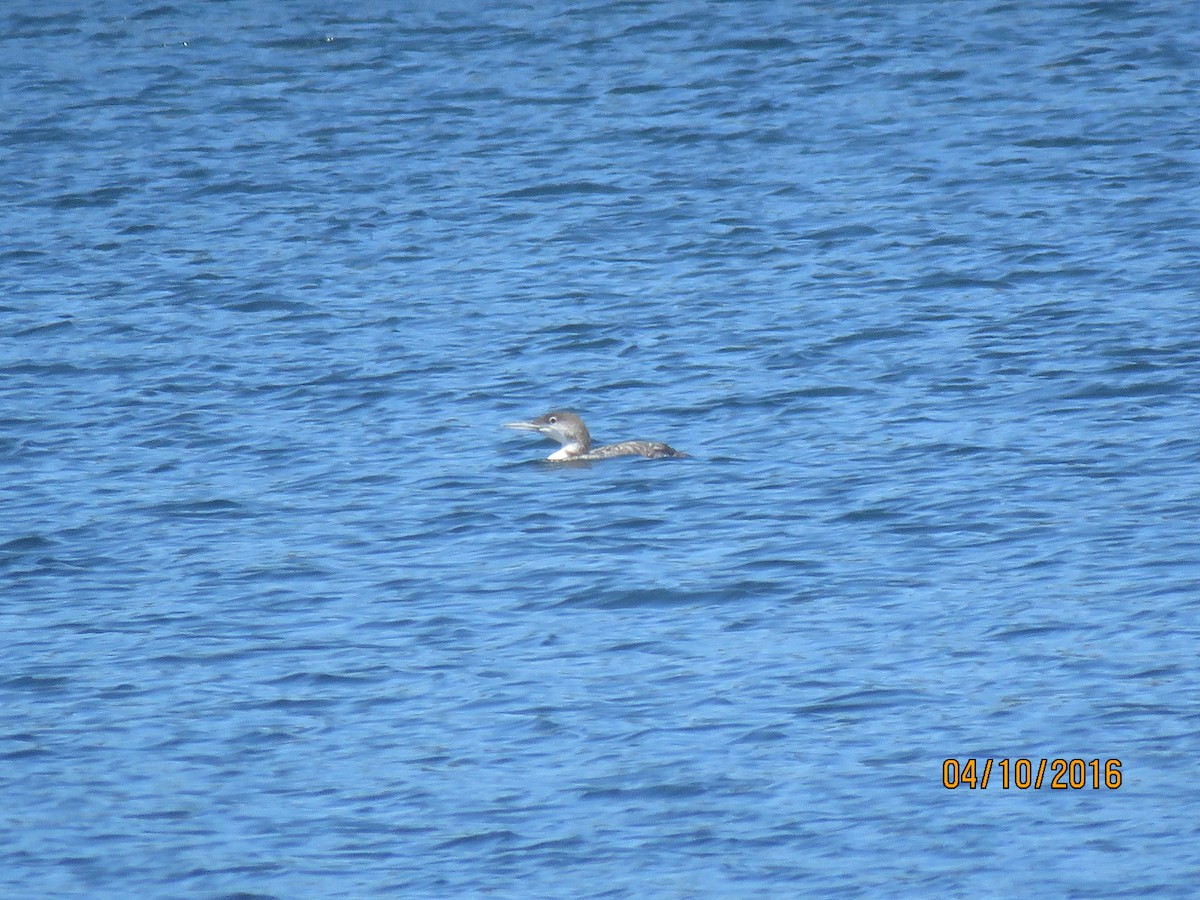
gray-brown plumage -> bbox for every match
[504,410,687,461]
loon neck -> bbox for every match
[547,440,588,460]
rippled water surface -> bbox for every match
[4,1,1200,896]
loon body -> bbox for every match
[504,410,686,461]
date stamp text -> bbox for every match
[942,758,1122,790]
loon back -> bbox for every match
[579,439,685,460]
[503,410,686,461]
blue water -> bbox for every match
[4,1,1200,896]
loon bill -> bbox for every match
[504,410,687,461]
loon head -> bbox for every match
[504,410,592,460]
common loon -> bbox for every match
[504,410,687,461]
